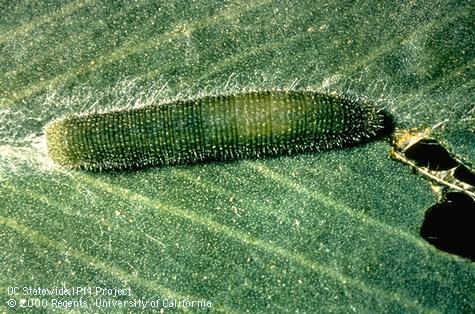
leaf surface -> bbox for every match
[1,0,474,312]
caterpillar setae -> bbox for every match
[45,90,385,170]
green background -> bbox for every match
[1,0,473,312]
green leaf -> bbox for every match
[1,0,473,312]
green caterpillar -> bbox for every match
[45,90,385,170]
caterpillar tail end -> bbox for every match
[45,118,82,169]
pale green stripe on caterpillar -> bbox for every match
[45,90,386,170]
